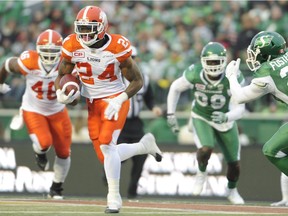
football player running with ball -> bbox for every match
[54,5,162,214]
[0,29,73,199]
[225,31,288,206]
[167,42,245,204]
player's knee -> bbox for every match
[197,146,212,161]
[98,129,121,145]
[228,161,240,170]
[99,136,112,145]
[99,144,119,163]
[100,144,117,156]
[32,141,50,154]
[55,150,70,159]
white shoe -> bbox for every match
[192,171,207,195]
[227,188,245,205]
[140,133,162,162]
[271,200,288,206]
[10,114,24,130]
[47,193,63,200]
[107,193,122,213]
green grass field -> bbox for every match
[1,195,288,216]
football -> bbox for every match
[59,74,80,96]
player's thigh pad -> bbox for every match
[23,110,52,150]
[192,117,215,149]
[88,98,129,144]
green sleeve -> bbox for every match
[183,63,202,84]
[253,63,271,78]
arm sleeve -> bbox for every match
[167,76,192,114]
[228,75,271,104]
[226,101,245,122]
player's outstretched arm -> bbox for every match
[226,59,268,104]
[223,102,245,123]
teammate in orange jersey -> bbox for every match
[0,29,73,200]
[54,5,163,213]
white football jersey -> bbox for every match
[17,50,65,115]
[62,33,132,99]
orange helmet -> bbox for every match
[74,6,108,46]
[36,29,62,65]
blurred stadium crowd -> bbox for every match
[1,0,288,112]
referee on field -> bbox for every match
[119,46,162,199]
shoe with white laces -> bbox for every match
[271,200,288,207]
[140,133,162,162]
[192,171,207,195]
[105,193,122,214]
[227,188,245,205]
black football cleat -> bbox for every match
[48,182,64,200]
[104,207,120,214]
[35,153,49,171]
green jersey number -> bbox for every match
[195,91,226,109]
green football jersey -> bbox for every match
[253,52,288,104]
[184,63,244,121]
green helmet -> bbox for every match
[246,31,286,71]
[201,42,227,77]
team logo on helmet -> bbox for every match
[254,35,273,48]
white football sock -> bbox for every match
[100,144,121,179]
[281,172,288,201]
[107,178,120,195]
[53,156,71,183]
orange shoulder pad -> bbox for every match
[106,34,132,63]
[62,34,82,62]
[18,50,39,75]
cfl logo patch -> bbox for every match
[73,52,85,58]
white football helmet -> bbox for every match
[36,29,62,65]
[201,42,227,77]
[74,6,108,46]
